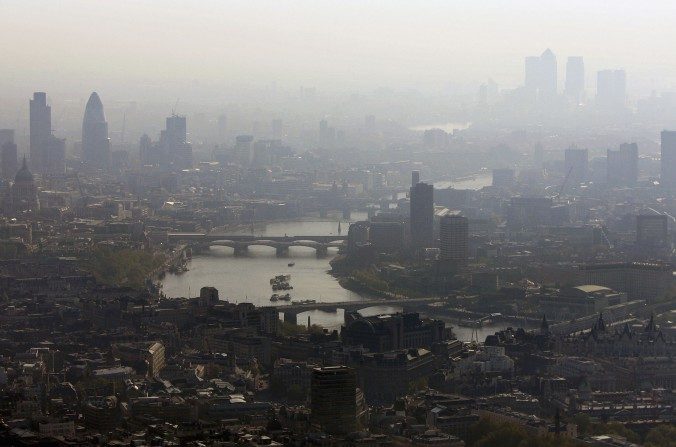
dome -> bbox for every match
[14,157,34,183]
[83,92,106,124]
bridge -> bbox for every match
[168,233,347,257]
[273,296,443,324]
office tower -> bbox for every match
[82,92,111,169]
[492,168,515,188]
[524,49,557,100]
[439,215,468,266]
[235,135,254,166]
[29,92,51,172]
[564,147,589,184]
[660,131,676,191]
[29,92,65,175]
[0,130,17,180]
[597,69,627,109]
[162,115,192,169]
[636,214,668,247]
[565,56,585,102]
[538,48,557,98]
[411,170,420,186]
[607,143,638,187]
[410,182,434,249]
[311,366,358,435]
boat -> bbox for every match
[291,299,316,305]
[288,262,295,267]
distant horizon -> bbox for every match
[3,1,676,99]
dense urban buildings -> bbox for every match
[0,5,675,444]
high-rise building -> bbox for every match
[660,131,676,191]
[607,143,638,187]
[565,56,585,102]
[82,92,111,169]
[0,130,17,180]
[524,49,557,100]
[411,170,420,186]
[161,115,192,169]
[29,92,65,175]
[439,215,468,266]
[597,69,626,109]
[564,147,589,184]
[311,366,358,434]
[410,182,434,249]
[29,92,51,172]
[271,119,283,139]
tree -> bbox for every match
[644,424,676,447]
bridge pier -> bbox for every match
[283,311,298,325]
[315,245,328,258]
[234,245,249,256]
[276,246,289,257]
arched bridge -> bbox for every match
[276,296,443,324]
[167,233,347,257]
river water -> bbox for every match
[159,211,511,340]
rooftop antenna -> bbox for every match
[121,112,126,145]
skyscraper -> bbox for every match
[82,92,111,169]
[311,366,358,435]
[660,131,676,191]
[597,69,626,109]
[235,135,254,166]
[439,215,468,266]
[0,129,17,180]
[411,170,420,186]
[29,92,65,175]
[162,115,192,169]
[29,92,51,172]
[410,181,434,250]
[607,143,638,187]
[565,56,585,102]
[524,49,557,100]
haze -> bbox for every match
[3,0,676,99]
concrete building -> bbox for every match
[410,182,434,250]
[565,56,585,102]
[342,312,447,353]
[579,262,673,303]
[439,215,468,267]
[660,130,676,191]
[540,285,627,319]
[311,366,360,434]
[607,143,638,187]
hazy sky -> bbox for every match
[3,0,676,98]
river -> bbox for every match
[159,211,513,340]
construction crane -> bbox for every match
[554,166,574,200]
